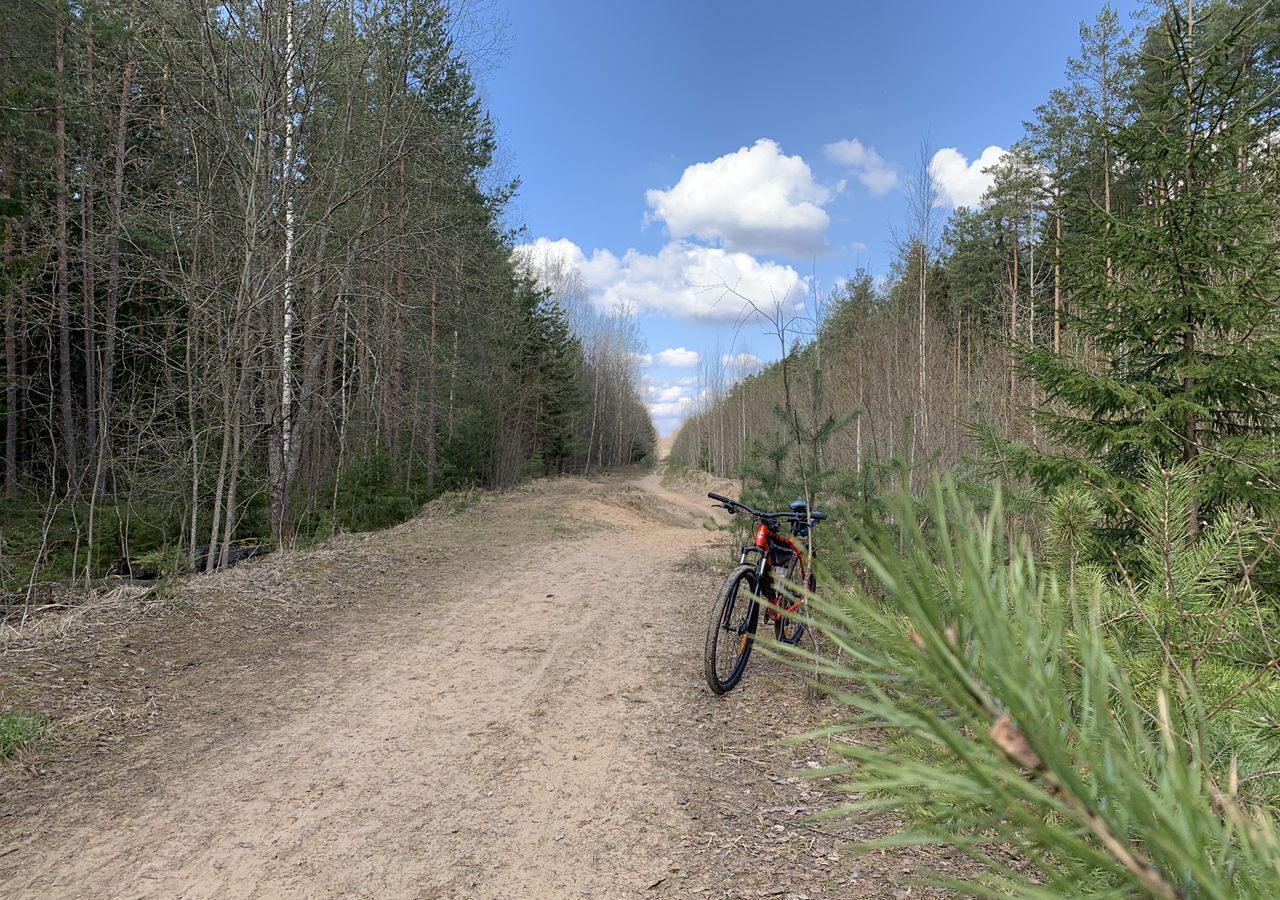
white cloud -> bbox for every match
[648,400,694,418]
[644,139,832,257]
[511,238,591,305]
[722,352,763,371]
[646,387,696,418]
[515,237,805,325]
[824,138,898,195]
[513,236,578,269]
[654,347,700,368]
[644,375,711,425]
[515,236,621,294]
[597,243,804,324]
[929,145,1007,208]
[649,384,689,403]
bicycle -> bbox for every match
[702,491,826,694]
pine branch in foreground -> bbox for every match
[790,480,1280,898]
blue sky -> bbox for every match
[482,0,1142,436]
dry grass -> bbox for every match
[1,584,155,650]
[659,465,739,500]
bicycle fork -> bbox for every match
[721,549,772,650]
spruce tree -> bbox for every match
[1000,1,1280,532]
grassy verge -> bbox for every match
[0,712,45,759]
[0,453,465,598]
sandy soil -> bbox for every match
[1,471,954,899]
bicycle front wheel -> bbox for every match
[703,564,760,694]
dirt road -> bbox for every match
[2,472,945,898]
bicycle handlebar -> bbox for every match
[706,492,816,523]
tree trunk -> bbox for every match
[1102,42,1114,286]
[917,242,927,440]
[3,210,16,498]
[99,32,137,497]
[1053,205,1062,354]
[219,397,243,568]
[273,0,298,544]
[186,305,202,569]
[391,155,408,471]
[54,24,79,492]
[954,314,962,425]
[426,283,440,488]
[1182,0,1199,536]
[82,21,99,480]
[206,374,233,573]
[1009,236,1020,410]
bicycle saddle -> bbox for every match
[789,500,826,522]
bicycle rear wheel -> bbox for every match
[703,564,760,694]
[774,564,814,646]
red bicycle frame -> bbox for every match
[746,521,810,622]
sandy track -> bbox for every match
[4,474,731,898]
[3,473,954,899]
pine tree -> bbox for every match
[800,477,1280,896]
[1025,87,1086,355]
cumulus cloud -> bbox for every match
[514,237,805,325]
[824,138,898,195]
[648,400,694,418]
[645,380,696,417]
[512,237,587,295]
[722,352,763,371]
[514,236,620,294]
[597,243,804,324]
[643,376,708,433]
[512,236,581,272]
[654,347,701,368]
[644,139,833,257]
[648,385,686,403]
[929,145,1007,208]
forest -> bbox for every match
[669,1,1280,895]
[0,0,653,595]
[8,0,1280,895]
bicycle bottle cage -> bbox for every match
[769,542,797,568]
